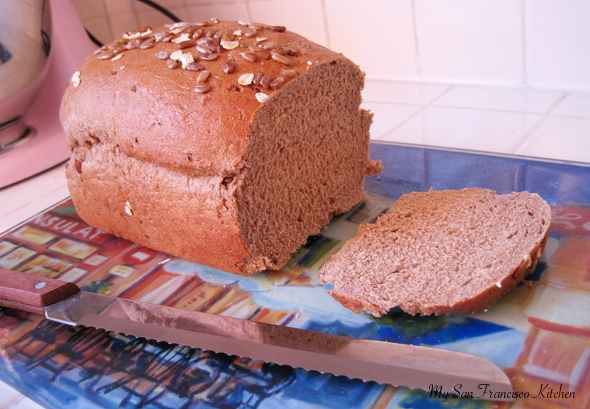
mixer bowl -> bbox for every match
[0,0,52,152]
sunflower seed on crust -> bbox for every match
[194,83,211,93]
[271,52,294,65]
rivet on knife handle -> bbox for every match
[0,268,80,314]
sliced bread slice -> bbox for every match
[318,188,552,316]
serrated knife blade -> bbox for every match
[0,268,514,401]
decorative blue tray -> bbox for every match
[1,142,589,408]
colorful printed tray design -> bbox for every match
[1,143,589,408]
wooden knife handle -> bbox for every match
[0,268,80,315]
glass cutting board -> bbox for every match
[1,142,589,408]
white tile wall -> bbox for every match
[325,0,419,80]
[381,106,543,153]
[184,3,249,25]
[515,116,590,163]
[525,0,590,92]
[432,85,565,113]
[362,79,590,164]
[414,0,524,85]
[552,93,590,120]
[70,0,590,92]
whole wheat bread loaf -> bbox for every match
[60,20,381,275]
[319,188,551,316]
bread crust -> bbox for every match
[60,21,350,176]
[61,20,377,274]
[65,143,250,272]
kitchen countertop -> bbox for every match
[1,80,589,409]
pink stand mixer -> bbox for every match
[0,0,96,188]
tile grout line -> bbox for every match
[244,0,252,22]
[427,84,454,105]
[374,84,454,141]
[510,92,569,154]
[424,104,562,116]
[520,0,528,87]
[364,78,590,94]
[362,80,587,115]
[364,97,590,120]
[320,0,331,50]
[411,0,422,79]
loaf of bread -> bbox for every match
[60,20,381,275]
[319,188,552,316]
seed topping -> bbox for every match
[260,74,272,88]
[71,71,81,87]
[221,60,236,73]
[172,33,191,43]
[199,53,218,61]
[139,39,155,49]
[220,40,239,50]
[238,73,254,85]
[240,51,258,62]
[185,62,204,71]
[268,25,286,32]
[243,28,257,37]
[196,70,210,83]
[97,50,115,60]
[255,92,269,103]
[123,27,152,40]
[194,83,211,93]
[271,52,294,65]
[169,50,183,60]
[270,76,284,89]
[124,201,133,216]
[281,69,297,78]
[177,40,195,49]
[155,50,169,60]
[179,52,195,68]
[97,20,303,101]
[253,72,263,85]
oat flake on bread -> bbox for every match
[60,19,382,275]
[318,188,552,316]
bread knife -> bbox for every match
[0,268,514,401]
